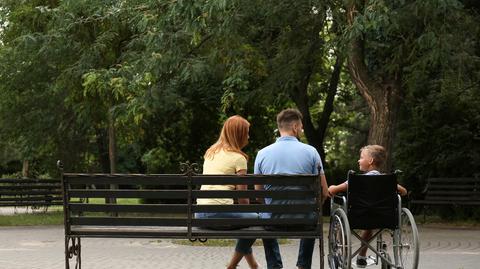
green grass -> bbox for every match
[172,238,291,247]
[70,198,141,204]
[0,211,64,226]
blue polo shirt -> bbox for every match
[254,136,324,218]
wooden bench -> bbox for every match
[410,176,480,220]
[0,178,62,211]
[59,162,325,269]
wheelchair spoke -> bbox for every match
[328,208,351,269]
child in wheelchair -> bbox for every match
[328,145,407,268]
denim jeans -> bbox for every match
[235,237,315,269]
[296,238,315,269]
[235,238,283,269]
[195,212,259,219]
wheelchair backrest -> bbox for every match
[347,172,398,229]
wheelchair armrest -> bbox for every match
[331,193,347,205]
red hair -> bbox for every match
[205,115,250,160]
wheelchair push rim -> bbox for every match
[395,208,419,269]
[328,208,351,269]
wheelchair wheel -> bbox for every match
[396,208,419,269]
[328,208,351,269]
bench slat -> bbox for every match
[427,178,479,183]
[192,218,317,226]
[64,174,318,186]
[67,189,316,199]
[193,190,315,199]
[69,204,189,214]
[426,191,478,195]
[410,200,480,205]
[423,196,480,201]
[192,175,316,185]
[69,229,188,238]
[192,204,317,213]
[70,217,188,226]
[68,203,317,214]
[68,227,320,239]
[192,229,320,238]
[428,185,478,191]
[70,216,317,227]
[65,174,188,186]
[68,190,189,199]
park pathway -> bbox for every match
[0,225,478,269]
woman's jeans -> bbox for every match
[236,238,283,269]
[235,237,315,269]
[196,212,283,268]
[195,212,259,219]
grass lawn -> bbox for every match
[2,202,478,229]
[0,210,64,226]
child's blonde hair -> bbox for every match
[360,145,386,167]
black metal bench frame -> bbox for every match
[59,162,325,269]
[0,178,62,211]
[410,176,480,221]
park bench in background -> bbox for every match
[0,178,62,211]
[59,162,325,269]
[410,176,480,221]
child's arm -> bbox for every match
[397,184,407,196]
[328,182,348,196]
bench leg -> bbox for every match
[319,236,324,269]
[65,236,81,269]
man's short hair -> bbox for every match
[277,108,303,130]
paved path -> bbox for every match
[0,225,478,269]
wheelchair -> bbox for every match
[328,171,419,269]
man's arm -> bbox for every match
[320,174,330,204]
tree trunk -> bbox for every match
[365,84,402,171]
[95,128,110,173]
[108,111,116,174]
[288,12,343,163]
[346,2,403,171]
[22,160,29,178]
[108,110,117,205]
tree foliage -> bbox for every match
[0,0,478,201]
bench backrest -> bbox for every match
[61,171,322,238]
[0,178,62,207]
[424,177,480,202]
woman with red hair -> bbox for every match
[196,115,260,269]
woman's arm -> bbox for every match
[254,184,264,203]
[235,169,250,204]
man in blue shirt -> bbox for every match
[234,109,329,269]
